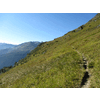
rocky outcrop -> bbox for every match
[75,25,84,32]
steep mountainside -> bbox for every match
[0,14,100,88]
[0,41,40,69]
[0,48,12,55]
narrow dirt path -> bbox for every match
[72,46,91,88]
[80,55,90,88]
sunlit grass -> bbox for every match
[0,14,100,87]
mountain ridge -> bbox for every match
[0,41,40,69]
[0,43,16,50]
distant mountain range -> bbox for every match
[0,41,40,69]
[0,43,16,50]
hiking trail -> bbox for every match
[72,46,91,88]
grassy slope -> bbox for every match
[0,14,100,88]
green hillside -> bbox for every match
[0,14,100,88]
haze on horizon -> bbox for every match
[0,13,97,45]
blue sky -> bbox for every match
[0,13,97,45]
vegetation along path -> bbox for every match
[72,46,91,88]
